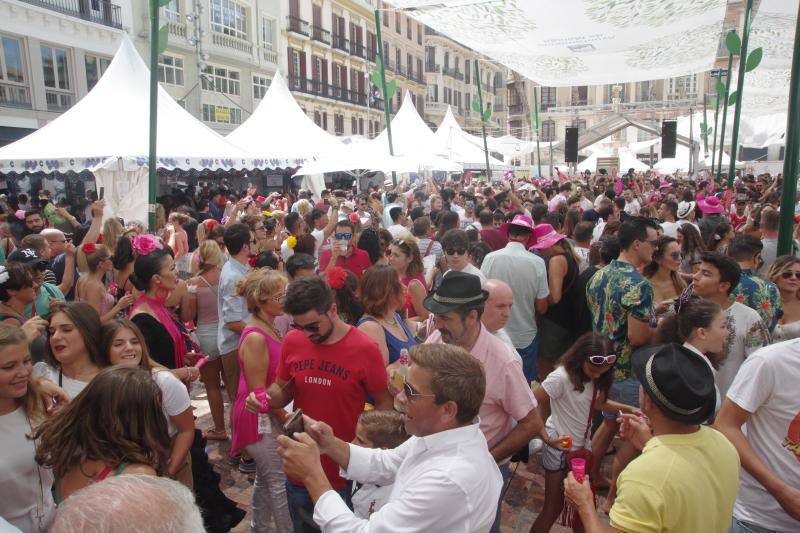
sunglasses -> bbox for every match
[290,321,322,332]
[334,232,352,240]
[445,247,467,256]
[781,271,800,279]
[403,376,436,402]
[588,354,617,366]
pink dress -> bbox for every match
[231,326,282,455]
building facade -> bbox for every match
[423,27,506,137]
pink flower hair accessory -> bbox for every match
[131,234,163,256]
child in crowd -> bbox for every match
[350,410,410,518]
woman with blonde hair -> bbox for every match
[184,240,227,441]
[102,217,125,256]
[33,366,171,503]
[76,242,135,322]
[190,219,226,275]
[232,268,292,532]
[769,255,800,342]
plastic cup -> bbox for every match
[571,457,586,483]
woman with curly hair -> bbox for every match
[33,366,171,503]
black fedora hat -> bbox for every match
[423,271,489,315]
[632,343,716,425]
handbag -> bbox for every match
[560,383,599,529]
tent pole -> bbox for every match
[533,86,541,177]
[716,48,734,183]
[474,60,492,181]
[147,0,160,230]
[373,8,396,186]
[702,94,709,155]
[689,107,694,174]
[778,5,800,256]
[728,0,754,188]
[711,82,721,175]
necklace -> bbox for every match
[261,319,282,341]
[382,314,398,326]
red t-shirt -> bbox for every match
[318,248,373,278]
[729,212,747,230]
[480,228,509,252]
[277,326,388,489]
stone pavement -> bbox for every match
[191,385,612,533]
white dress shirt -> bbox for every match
[313,422,502,532]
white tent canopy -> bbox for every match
[227,71,343,166]
[433,107,506,168]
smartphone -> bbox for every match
[99,187,105,200]
[283,409,304,438]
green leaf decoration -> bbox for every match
[531,112,539,128]
[707,127,712,136]
[482,104,492,122]
[716,80,726,96]
[372,58,383,88]
[471,101,481,113]
[709,96,718,107]
[726,31,741,56]
[385,79,397,101]
[157,25,169,55]
[728,90,738,106]
[745,47,763,72]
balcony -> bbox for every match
[287,16,309,36]
[571,98,588,107]
[332,34,349,52]
[167,20,186,38]
[366,47,377,62]
[350,42,366,59]
[260,46,278,64]
[0,83,32,110]
[424,101,448,116]
[45,91,72,112]
[425,63,440,73]
[212,32,253,54]
[543,98,701,115]
[311,26,330,45]
[287,76,382,110]
[442,67,463,81]
[383,59,395,72]
[508,103,526,115]
[19,0,123,29]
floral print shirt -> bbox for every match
[730,269,782,334]
[586,260,655,381]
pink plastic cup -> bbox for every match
[571,457,587,483]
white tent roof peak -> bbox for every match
[0,34,257,174]
[433,105,505,169]
[227,71,342,162]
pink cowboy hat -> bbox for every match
[529,223,567,250]
[500,214,537,248]
[659,181,672,189]
[697,195,724,215]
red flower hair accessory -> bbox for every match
[205,219,218,230]
[348,213,360,224]
[248,255,258,268]
[81,242,97,254]
[326,267,348,290]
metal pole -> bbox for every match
[474,59,491,180]
[549,139,553,177]
[728,0,754,188]
[716,52,734,183]
[533,86,542,177]
[147,0,160,231]
[702,93,709,154]
[711,85,721,174]
[777,5,800,256]
[689,107,694,174]
[373,8,396,186]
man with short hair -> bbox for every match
[479,210,508,251]
[692,252,769,397]
[592,203,616,242]
[386,206,407,238]
[318,220,372,279]
[480,215,548,382]
[482,279,515,350]
[759,207,799,274]
[622,189,641,216]
[308,199,339,258]
[412,216,443,265]
[573,221,594,272]
[714,340,800,533]
[441,229,486,281]
[424,272,541,533]
[258,276,392,531]
[727,234,781,333]
[658,200,680,238]
[276,343,502,532]
[285,253,318,281]
[23,210,45,236]
[566,343,740,533]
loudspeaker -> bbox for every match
[565,127,578,163]
[661,121,677,159]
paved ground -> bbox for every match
[191,385,612,533]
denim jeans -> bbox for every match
[489,462,511,533]
[285,480,352,533]
[602,377,641,419]
[516,335,539,384]
[730,517,782,533]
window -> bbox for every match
[157,54,184,86]
[396,49,401,71]
[668,74,697,99]
[406,19,412,39]
[395,13,401,33]
[541,119,556,141]
[571,86,587,106]
[351,116,357,134]
[464,60,470,85]
[407,53,413,77]
[314,110,321,127]
[383,12,388,27]
[540,86,556,110]
[201,65,241,96]
[426,84,437,102]
[253,75,270,99]
[41,45,72,110]
[202,103,242,124]
[334,113,344,135]
[637,80,657,102]
[210,0,247,40]
[417,24,422,45]
[261,18,275,50]
[0,36,28,107]
[162,0,180,22]
[84,54,110,90]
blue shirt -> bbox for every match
[731,268,782,334]
[217,257,250,354]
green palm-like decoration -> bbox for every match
[151,0,171,54]
[471,101,493,122]
[371,58,396,104]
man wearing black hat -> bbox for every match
[423,271,541,533]
[564,343,740,533]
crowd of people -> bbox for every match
[0,167,798,533]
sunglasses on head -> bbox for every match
[445,247,467,256]
[588,354,617,366]
[335,232,352,240]
[781,271,800,279]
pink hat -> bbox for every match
[698,196,724,215]
[529,223,566,250]
[659,181,671,189]
[500,214,536,248]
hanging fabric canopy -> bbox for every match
[433,106,506,168]
[227,71,343,165]
[389,0,727,87]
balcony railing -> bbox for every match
[571,98,588,106]
[383,59,395,72]
[425,101,448,115]
[287,76,383,110]
[442,67,463,81]
[508,103,526,115]
[425,63,440,73]
[167,20,186,38]
[212,32,253,54]
[332,34,349,52]
[311,25,330,45]
[350,42,365,59]
[0,83,32,109]
[260,46,278,64]
[45,90,72,112]
[19,0,122,29]
[543,98,701,115]
[287,16,309,36]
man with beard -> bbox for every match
[23,209,45,236]
[256,276,392,532]
[424,271,541,533]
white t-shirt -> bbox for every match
[280,240,295,262]
[311,228,326,258]
[717,302,770,398]
[455,263,487,283]
[592,219,606,242]
[387,224,406,239]
[152,370,192,437]
[624,199,641,216]
[32,362,88,399]
[660,220,680,238]
[727,340,800,532]
[541,366,596,449]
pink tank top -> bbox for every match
[195,277,219,325]
[231,326,282,454]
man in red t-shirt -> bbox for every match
[729,194,749,231]
[318,219,372,278]
[257,276,391,532]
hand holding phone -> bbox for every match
[284,408,304,439]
